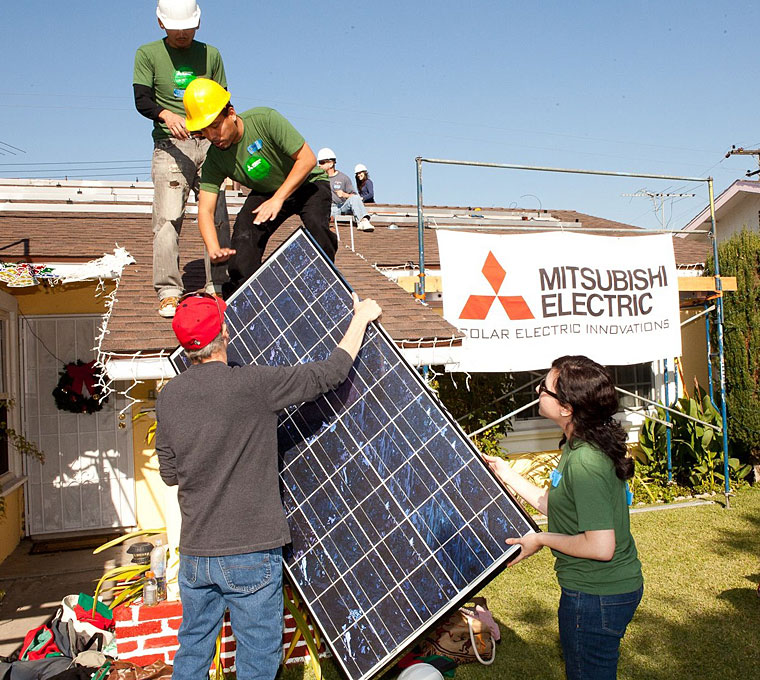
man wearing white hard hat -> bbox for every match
[318,148,374,232]
[133,0,231,318]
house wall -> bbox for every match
[680,308,709,393]
[130,379,171,531]
[13,281,114,316]
[0,486,23,564]
[716,194,760,243]
[0,281,118,564]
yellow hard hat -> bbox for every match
[183,78,231,131]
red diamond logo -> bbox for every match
[459,252,534,321]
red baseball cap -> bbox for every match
[172,294,227,350]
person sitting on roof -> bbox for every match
[354,164,375,204]
[182,79,337,297]
[317,148,374,232]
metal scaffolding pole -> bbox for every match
[414,157,731,505]
[708,179,732,508]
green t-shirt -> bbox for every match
[547,441,643,595]
[199,107,327,194]
[133,39,227,141]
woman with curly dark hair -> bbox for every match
[483,355,642,680]
[354,164,374,203]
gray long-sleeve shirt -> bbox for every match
[156,348,353,556]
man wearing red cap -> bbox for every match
[156,291,381,680]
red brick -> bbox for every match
[115,620,163,638]
[166,617,182,630]
[143,635,181,650]
[113,605,135,623]
[124,654,163,666]
[137,601,184,621]
[117,640,138,653]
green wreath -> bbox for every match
[52,360,108,414]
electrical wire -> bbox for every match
[19,311,67,365]
[0,159,147,166]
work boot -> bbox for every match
[158,296,180,318]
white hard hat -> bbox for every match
[397,664,444,680]
[354,163,368,173]
[317,147,336,162]
[157,0,201,30]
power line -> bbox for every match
[7,171,152,180]
[0,140,26,154]
[5,166,151,175]
[0,159,147,166]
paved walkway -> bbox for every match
[0,539,127,657]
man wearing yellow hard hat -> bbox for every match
[183,78,337,295]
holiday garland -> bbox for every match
[52,360,108,414]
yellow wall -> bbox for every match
[10,281,115,315]
[680,308,710,393]
[0,486,24,564]
[130,379,170,531]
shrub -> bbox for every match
[705,228,760,480]
[636,381,751,495]
[431,371,514,456]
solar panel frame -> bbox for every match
[169,228,538,680]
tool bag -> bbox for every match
[18,624,64,661]
[419,597,499,665]
[54,595,115,656]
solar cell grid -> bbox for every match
[169,229,536,680]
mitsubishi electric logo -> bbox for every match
[459,252,534,321]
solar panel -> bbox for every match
[170,229,537,680]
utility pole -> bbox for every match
[622,190,696,229]
[725,145,760,178]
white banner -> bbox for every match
[438,231,682,372]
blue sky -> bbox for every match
[2,1,758,229]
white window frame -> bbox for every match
[0,288,25,497]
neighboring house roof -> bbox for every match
[681,179,760,233]
[344,204,644,268]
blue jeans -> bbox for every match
[174,549,283,680]
[558,585,643,680]
[331,194,368,222]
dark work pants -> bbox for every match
[226,180,336,294]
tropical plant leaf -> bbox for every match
[110,581,146,609]
[93,565,148,608]
[284,590,322,680]
[93,528,166,554]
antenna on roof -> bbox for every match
[622,190,696,229]
[725,145,760,178]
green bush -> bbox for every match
[705,228,760,477]
[635,382,751,497]
[431,371,514,456]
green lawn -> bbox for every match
[282,486,760,680]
